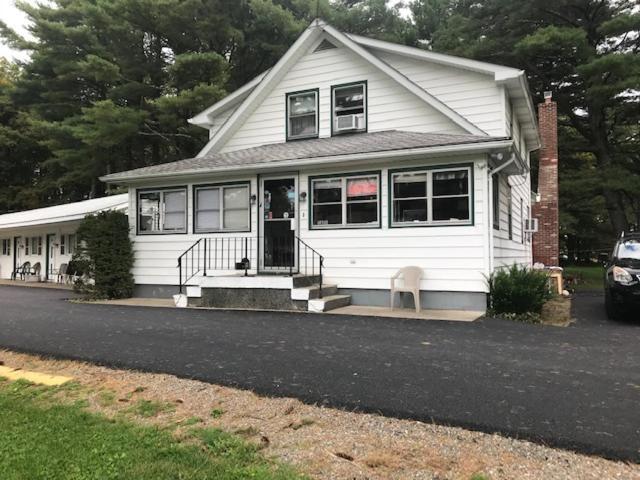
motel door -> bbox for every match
[259,175,298,272]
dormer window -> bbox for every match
[286,89,318,140]
[332,82,367,135]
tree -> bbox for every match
[414,0,640,245]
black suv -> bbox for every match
[604,232,640,320]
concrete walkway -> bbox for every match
[81,297,482,321]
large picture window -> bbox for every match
[287,90,318,140]
[391,166,472,227]
[332,82,366,134]
[138,188,187,234]
[194,183,250,233]
[311,173,379,228]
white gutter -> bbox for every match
[487,153,517,274]
[101,139,514,184]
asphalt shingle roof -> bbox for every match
[102,130,507,182]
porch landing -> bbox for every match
[328,305,483,322]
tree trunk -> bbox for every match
[589,108,629,235]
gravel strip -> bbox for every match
[1,349,637,480]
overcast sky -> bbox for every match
[0,0,408,62]
[0,0,34,61]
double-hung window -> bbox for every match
[138,188,187,234]
[332,82,366,134]
[311,173,379,228]
[27,236,42,256]
[508,186,513,240]
[2,239,10,256]
[492,176,500,230]
[391,166,472,226]
[194,183,250,233]
[287,90,318,140]
[60,234,77,255]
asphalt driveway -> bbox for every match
[0,285,638,462]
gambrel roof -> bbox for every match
[188,19,539,153]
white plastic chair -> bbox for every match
[390,266,423,312]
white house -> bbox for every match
[0,195,128,281]
[101,19,541,312]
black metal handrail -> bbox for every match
[177,235,324,296]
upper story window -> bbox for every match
[286,90,318,140]
[391,166,472,227]
[138,188,187,234]
[332,82,366,135]
[194,183,250,233]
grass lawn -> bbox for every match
[563,265,604,291]
[0,378,303,480]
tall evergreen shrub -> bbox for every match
[73,210,134,299]
[487,264,552,316]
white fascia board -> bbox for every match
[195,22,324,157]
[0,203,128,230]
[103,140,514,184]
[326,25,486,136]
[499,74,541,151]
[350,33,522,79]
[187,70,269,128]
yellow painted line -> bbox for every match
[0,365,72,386]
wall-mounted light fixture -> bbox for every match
[250,194,257,204]
[299,191,307,202]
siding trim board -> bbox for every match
[387,163,475,229]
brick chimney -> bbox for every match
[532,91,559,266]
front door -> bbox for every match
[260,175,298,272]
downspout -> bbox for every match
[487,152,517,274]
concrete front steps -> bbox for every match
[185,274,351,312]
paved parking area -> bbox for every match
[0,285,638,462]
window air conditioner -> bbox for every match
[335,113,364,132]
[524,218,539,233]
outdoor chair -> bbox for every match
[390,266,423,313]
[56,263,69,284]
[25,262,42,282]
[12,261,31,281]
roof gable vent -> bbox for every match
[314,39,337,52]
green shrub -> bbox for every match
[72,209,134,299]
[487,264,551,316]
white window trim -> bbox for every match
[194,183,251,233]
[137,188,187,235]
[310,172,380,229]
[391,166,473,227]
[286,90,319,141]
[332,82,367,134]
[2,238,10,256]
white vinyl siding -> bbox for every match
[374,51,506,137]
[217,41,464,153]
[126,155,491,295]
[493,172,532,268]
